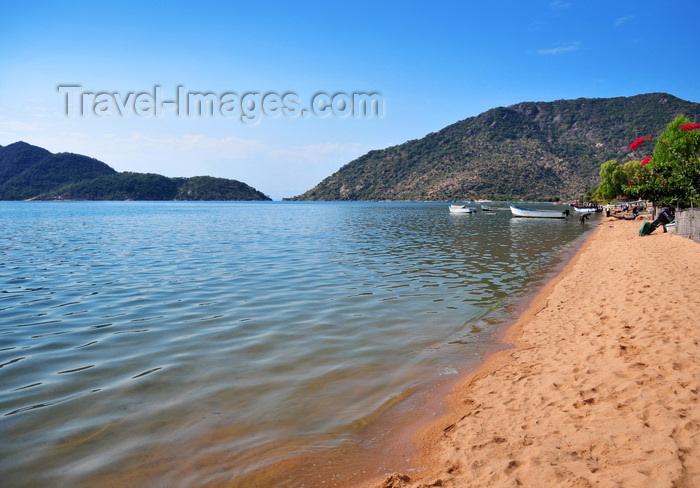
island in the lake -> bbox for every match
[0,141,271,201]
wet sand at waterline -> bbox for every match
[368,219,700,488]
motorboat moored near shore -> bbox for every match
[449,205,477,214]
[510,205,569,219]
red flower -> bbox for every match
[629,135,653,150]
[627,179,632,187]
[641,156,651,165]
[679,123,700,131]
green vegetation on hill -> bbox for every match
[0,141,271,201]
[38,173,270,201]
[41,172,179,200]
[290,93,700,201]
[0,142,116,199]
[173,176,270,201]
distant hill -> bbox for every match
[0,142,271,201]
[0,142,116,200]
[290,93,700,201]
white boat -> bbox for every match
[574,207,597,214]
[510,206,569,219]
[449,205,477,214]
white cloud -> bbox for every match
[614,15,634,26]
[269,142,367,164]
[90,134,368,169]
[614,15,634,27]
[536,42,580,55]
[550,0,572,8]
[111,133,265,157]
[0,119,40,134]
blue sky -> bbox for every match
[1,0,698,199]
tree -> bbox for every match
[630,115,700,208]
[595,160,623,200]
[594,159,642,201]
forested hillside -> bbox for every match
[0,142,271,201]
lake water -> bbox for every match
[0,202,595,487]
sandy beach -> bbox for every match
[368,218,700,488]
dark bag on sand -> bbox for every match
[639,221,654,236]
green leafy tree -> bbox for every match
[595,160,624,200]
[630,115,700,208]
[594,159,642,200]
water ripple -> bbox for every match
[0,201,594,487]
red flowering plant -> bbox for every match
[628,115,700,208]
[629,135,653,151]
[622,134,656,199]
[628,134,654,167]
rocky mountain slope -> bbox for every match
[291,93,700,201]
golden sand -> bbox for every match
[368,219,700,488]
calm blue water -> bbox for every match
[0,202,594,487]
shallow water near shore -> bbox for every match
[0,201,596,487]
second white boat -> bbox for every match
[449,205,477,214]
[510,205,569,219]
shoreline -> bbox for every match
[232,214,598,488]
[366,219,700,487]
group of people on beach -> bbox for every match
[598,201,675,235]
[575,201,661,227]
[603,202,648,220]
